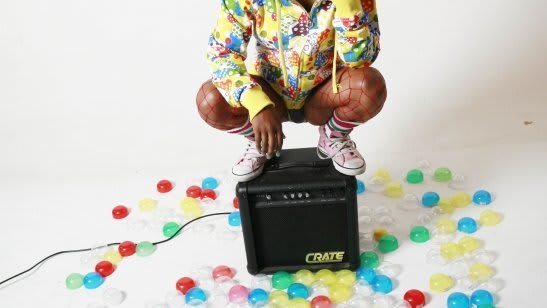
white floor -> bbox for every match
[1,0,547,307]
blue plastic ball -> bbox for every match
[248,288,269,305]
[447,292,470,308]
[202,177,219,190]
[357,179,366,194]
[370,274,392,294]
[471,289,494,306]
[473,190,492,205]
[83,272,104,289]
[185,287,207,304]
[228,211,241,227]
[421,192,440,207]
[458,217,478,233]
[287,283,309,299]
[356,266,376,284]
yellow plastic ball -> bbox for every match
[182,205,203,220]
[450,192,472,208]
[429,273,454,292]
[315,269,337,285]
[328,283,353,304]
[180,197,199,210]
[384,182,404,198]
[294,269,316,287]
[458,236,481,253]
[373,168,391,182]
[436,218,457,234]
[479,210,502,226]
[336,269,356,286]
[138,198,157,212]
[469,263,494,282]
[103,250,122,265]
[269,290,289,307]
[437,198,456,214]
[288,298,310,308]
[440,242,464,261]
[373,228,389,241]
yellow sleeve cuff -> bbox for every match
[334,1,363,18]
[240,87,275,121]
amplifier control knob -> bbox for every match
[266,194,272,200]
[290,193,295,199]
[305,192,310,198]
[297,192,303,198]
[283,193,289,199]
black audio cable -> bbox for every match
[0,212,231,287]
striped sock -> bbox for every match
[325,111,362,137]
[227,119,254,140]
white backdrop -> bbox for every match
[1,0,546,307]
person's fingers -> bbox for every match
[254,129,262,154]
[268,129,276,157]
[260,131,269,155]
[277,127,283,153]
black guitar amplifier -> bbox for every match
[235,147,360,275]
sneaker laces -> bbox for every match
[238,141,265,166]
[318,131,359,160]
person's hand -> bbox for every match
[251,105,283,159]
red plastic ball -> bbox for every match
[311,295,333,308]
[157,179,174,193]
[200,189,217,200]
[233,196,239,209]
[118,241,136,257]
[175,277,196,294]
[186,185,202,198]
[112,205,129,219]
[212,265,235,281]
[404,289,426,308]
[95,260,115,277]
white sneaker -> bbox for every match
[232,139,267,182]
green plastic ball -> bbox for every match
[434,167,452,182]
[162,222,180,238]
[272,271,293,290]
[65,273,84,290]
[406,169,424,184]
[136,241,156,257]
[378,235,399,253]
[359,251,380,268]
[410,226,430,243]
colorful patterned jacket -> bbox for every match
[207,0,380,120]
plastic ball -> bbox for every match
[479,210,502,226]
[436,218,457,234]
[112,205,129,219]
[440,243,464,261]
[228,211,241,226]
[248,288,269,306]
[403,289,426,308]
[185,287,207,304]
[328,283,353,303]
[458,217,478,234]
[104,250,123,265]
[370,275,392,294]
[336,269,356,286]
[360,251,380,268]
[373,168,391,182]
[138,198,157,212]
[473,250,497,264]
[136,241,156,257]
[356,267,376,284]
[469,263,494,282]
[373,228,389,241]
[421,192,440,207]
[447,292,469,308]
[436,198,456,214]
[83,272,105,289]
[202,177,219,190]
[269,290,290,307]
[180,197,203,219]
[272,271,293,289]
[186,185,202,198]
[458,236,481,253]
[367,176,386,193]
[471,289,494,306]
[433,167,452,182]
[288,283,309,299]
[228,285,249,304]
[378,234,399,253]
[163,222,180,238]
[212,265,235,281]
[384,182,404,198]
[477,305,496,308]
[315,269,337,285]
[406,169,424,184]
[294,269,316,287]
[311,295,332,308]
[232,196,239,209]
[95,261,115,278]
[176,277,196,294]
[288,298,311,308]
[429,273,454,292]
[200,189,217,200]
[357,179,366,194]
[473,190,492,205]
[65,273,84,290]
[409,226,430,243]
[103,288,126,305]
[118,241,136,257]
[450,192,471,208]
[398,193,421,211]
[157,179,174,193]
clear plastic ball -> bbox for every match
[251,274,272,291]
[310,281,330,297]
[418,160,433,175]
[397,194,420,211]
[471,250,497,264]
[348,294,373,307]
[215,278,239,294]
[448,174,469,190]
[431,228,456,244]
[478,278,504,293]
[373,294,396,308]
[376,262,402,277]
[165,290,185,308]
[367,176,387,193]
[359,233,378,251]
[426,248,448,265]
[103,288,126,305]
[446,259,472,279]
[456,277,478,291]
